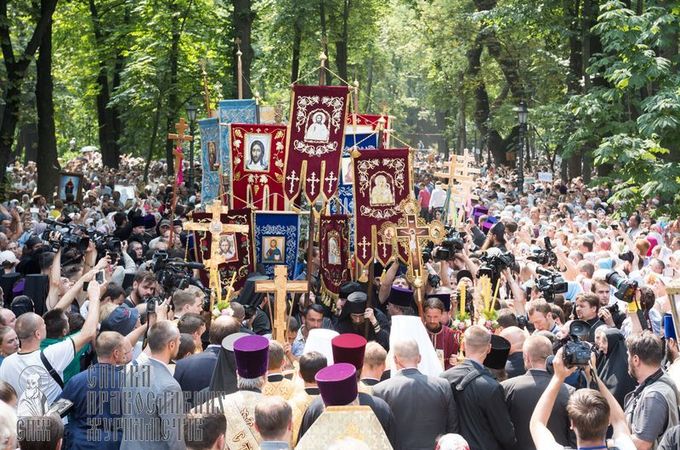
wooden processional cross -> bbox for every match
[167,118,195,246]
[387,200,445,318]
[255,265,309,343]
[435,149,480,225]
[183,199,249,311]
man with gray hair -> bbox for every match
[441,325,516,450]
[372,338,459,450]
[121,320,184,450]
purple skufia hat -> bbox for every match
[387,286,413,307]
[315,363,358,406]
[233,335,269,378]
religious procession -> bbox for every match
[1,1,680,450]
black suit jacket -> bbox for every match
[372,368,458,450]
[173,346,221,403]
[501,369,575,450]
[441,359,516,450]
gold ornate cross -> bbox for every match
[255,265,309,343]
[183,199,249,312]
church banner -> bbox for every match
[319,214,351,300]
[230,124,287,211]
[192,208,254,292]
[353,149,411,273]
[199,118,220,203]
[254,212,301,279]
[284,85,350,202]
[345,113,391,147]
[218,99,258,206]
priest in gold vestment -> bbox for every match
[262,341,296,400]
[193,334,270,450]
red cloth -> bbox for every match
[428,326,460,370]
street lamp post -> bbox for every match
[186,104,197,194]
[515,100,528,193]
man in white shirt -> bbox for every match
[0,279,100,406]
[429,182,447,212]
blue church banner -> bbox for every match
[254,212,301,279]
[218,99,258,206]
[198,118,220,203]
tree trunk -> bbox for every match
[291,17,303,83]
[164,0,181,176]
[435,110,449,159]
[232,0,254,98]
[89,0,119,169]
[364,51,374,112]
[456,72,466,153]
[36,15,59,198]
[0,0,59,197]
[334,0,350,82]
[319,0,329,84]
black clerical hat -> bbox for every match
[483,334,511,370]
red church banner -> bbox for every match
[353,149,411,273]
[345,113,391,147]
[230,124,287,211]
[319,214,351,299]
[192,208,254,292]
[284,85,350,202]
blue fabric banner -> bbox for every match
[254,212,301,279]
[218,99,258,206]
[198,118,220,203]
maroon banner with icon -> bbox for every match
[192,208,254,292]
[284,84,350,202]
[353,149,411,272]
[230,124,287,211]
[319,214,351,298]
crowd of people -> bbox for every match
[0,149,678,450]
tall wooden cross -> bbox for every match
[255,265,309,343]
[167,118,194,245]
[385,200,445,318]
[183,199,249,312]
[435,149,480,225]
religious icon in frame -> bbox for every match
[58,172,83,204]
[262,236,285,264]
[244,133,271,172]
[304,110,331,143]
[217,233,239,263]
[327,231,341,266]
[369,173,395,207]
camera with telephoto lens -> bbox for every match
[535,267,568,302]
[528,236,558,266]
[605,271,638,303]
[41,219,90,252]
[87,229,122,260]
[151,251,210,310]
[546,320,593,373]
[423,229,466,262]
[477,249,519,283]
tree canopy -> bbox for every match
[0,0,678,214]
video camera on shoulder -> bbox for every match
[528,236,557,266]
[535,267,568,302]
[151,251,210,309]
[423,228,467,262]
[547,320,593,373]
[477,249,519,283]
[41,219,90,252]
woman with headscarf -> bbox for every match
[595,327,637,406]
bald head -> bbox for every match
[95,331,126,359]
[500,326,526,355]
[209,315,241,345]
[464,325,491,354]
[393,339,421,369]
[14,313,42,341]
[523,335,553,368]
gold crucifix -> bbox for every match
[183,199,249,312]
[383,199,445,318]
[255,265,309,343]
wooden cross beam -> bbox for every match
[183,199,249,312]
[255,265,309,343]
[168,118,193,146]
